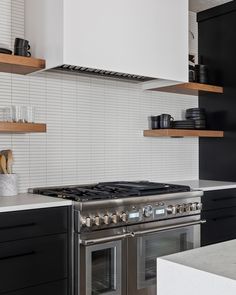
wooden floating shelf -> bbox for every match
[0,122,47,133]
[148,82,223,96]
[0,54,45,75]
[144,129,224,138]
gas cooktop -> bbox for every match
[31,181,190,202]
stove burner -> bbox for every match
[32,181,190,202]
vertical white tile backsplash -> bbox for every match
[0,2,199,192]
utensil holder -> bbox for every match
[0,174,18,197]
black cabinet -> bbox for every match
[198,2,236,182]
[201,189,236,246]
[0,206,71,295]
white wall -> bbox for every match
[0,0,199,192]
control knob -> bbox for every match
[143,205,153,217]
[190,203,197,211]
[184,204,191,213]
[111,214,118,224]
[103,214,109,225]
[177,205,184,214]
[120,212,127,222]
[85,217,91,228]
[196,202,203,210]
[94,216,100,226]
[167,205,174,215]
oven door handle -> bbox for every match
[79,220,206,246]
[80,232,135,246]
[132,220,206,237]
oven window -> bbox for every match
[92,248,115,294]
[144,232,190,281]
[85,240,122,295]
[137,227,195,289]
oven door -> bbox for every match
[79,228,129,295]
[127,216,203,295]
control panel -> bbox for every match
[80,201,202,228]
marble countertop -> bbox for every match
[0,193,72,212]
[161,239,236,281]
[171,179,236,191]
[157,240,236,295]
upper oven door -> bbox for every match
[79,228,127,295]
[127,216,202,295]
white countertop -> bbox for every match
[171,179,236,191]
[0,193,72,212]
[157,240,236,295]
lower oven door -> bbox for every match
[79,228,128,295]
[127,216,203,295]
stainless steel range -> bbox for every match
[32,181,205,295]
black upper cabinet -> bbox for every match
[198,2,236,181]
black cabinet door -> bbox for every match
[0,234,68,294]
[201,207,236,246]
[198,2,236,182]
[2,280,68,295]
[202,189,236,211]
[0,207,68,243]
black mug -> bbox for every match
[14,38,31,57]
[14,47,31,57]
[14,38,30,49]
[150,116,160,129]
[159,114,174,129]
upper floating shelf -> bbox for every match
[145,82,224,96]
[144,129,224,138]
[0,54,45,75]
[0,122,47,133]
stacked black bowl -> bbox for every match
[185,108,206,129]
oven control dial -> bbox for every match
[167,205,174,215]
[184,204,191,213]
[120,212,127,223]
[177,205,184,214]
[143,205,153,218]
[190,203,197,211]
[94,216,100,226]
[103,214,109,225]
[85,217,91,228]
[111,214,118,224]
[196,202,202,210]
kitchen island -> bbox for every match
[157,239,236,295]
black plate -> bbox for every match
[0,48,12,55]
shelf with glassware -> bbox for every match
[0,122,46,133]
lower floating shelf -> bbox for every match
[144,129,224,138]
[0,122,47,133]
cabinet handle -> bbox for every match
[0,251,35,261]
[213,215,236,221]
[213,196,235,202]
[0,222,36,231]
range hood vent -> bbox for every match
[55,65,153,82]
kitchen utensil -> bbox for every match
[1,150,13,174]
[0,155,8,175]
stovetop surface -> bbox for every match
[32,181,191,202]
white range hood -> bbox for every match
[25,0,188,83]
